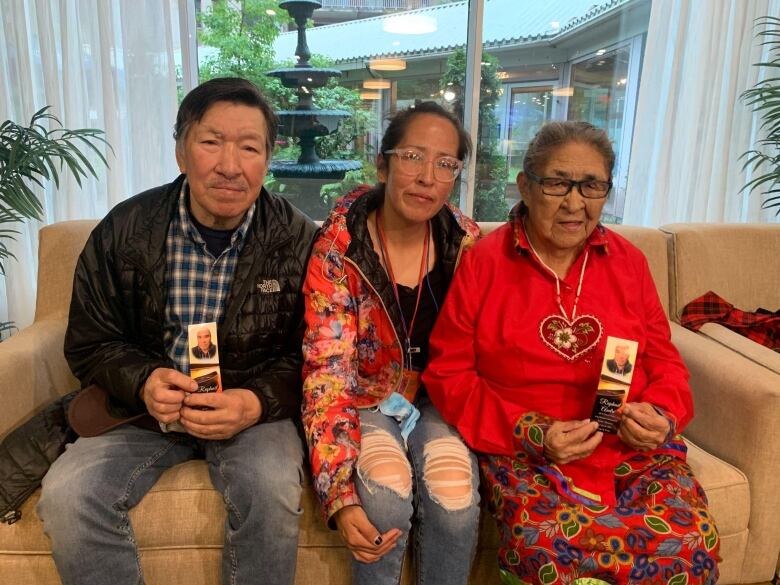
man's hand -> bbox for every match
[618,402,670,451]
[333,505,402,563]
[178,389,262,440]
[543,419,602,465]
[141,368,196,424]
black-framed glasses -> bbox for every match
[384,148,464,182]
[525,170,612,199]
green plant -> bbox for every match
[441,49,510,221]
[741,16,780,215]
[0,106,108,337]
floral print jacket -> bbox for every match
[301,185,480,522]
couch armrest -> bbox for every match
[672,323,780,583]
[698,323,780,374]
[0,319,78,439]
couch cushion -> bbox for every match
[0,442,748,585]
[685,438,750,584]
[34,220,97,322]
[612,225,671,317]
[661,223,780,321]
[0,461,499,585]
[685,438,749,538]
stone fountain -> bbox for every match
[268,0,361,203]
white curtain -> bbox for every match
[0,0,180,330]
[624,0,780,226]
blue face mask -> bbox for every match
[377,392,421,445]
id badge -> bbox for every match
[399,369,421,403]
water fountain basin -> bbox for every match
[268,68,342,89]
[276,109,351,138]
[269,159,362,180]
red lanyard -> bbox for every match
[376,209,430,362]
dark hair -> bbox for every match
[523,121,615,177]
[379,101,472,170]
[173,77,278,156]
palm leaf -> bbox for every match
[0,105,111,286]
[741,17,780,213]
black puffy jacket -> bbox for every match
[0,391,78,523]
[65,176,318,423]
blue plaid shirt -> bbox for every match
[164,181,256,374]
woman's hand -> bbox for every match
[618,402,670,451]
[543,419,602,465]
[333,505,402,563]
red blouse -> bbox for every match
[423,219,693,504]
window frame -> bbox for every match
[565,35,644,219]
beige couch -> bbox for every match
[661,224,780,584]
[0,220,776,584]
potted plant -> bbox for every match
[0,106,109,337]
[741,15,780,216]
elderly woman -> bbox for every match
[302,102,481,585]
[424,121,719,584]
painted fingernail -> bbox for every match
[373,535,383,546]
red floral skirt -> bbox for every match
[479,445,720,585]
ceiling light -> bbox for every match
[363,79,391,90]
[360,91,381,100]
[552,87,574,97]
[382,15,437,35]
[369,58,406,71]
[443,90,456,102]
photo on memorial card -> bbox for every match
[188,322,219,364]
[600,336,639,384]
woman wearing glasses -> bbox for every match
[424,121,719,584]
[302,102,481,585]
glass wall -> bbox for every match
[193,0,650,222]
[195,0,466,219]
[482,0,649,221]
[505,86,555,183]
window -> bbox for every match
[193,0,650,221]
[482,0,649,221]
[504,86,555,183]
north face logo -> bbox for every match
[257,279,281,293]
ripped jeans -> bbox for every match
[355,396,480,585]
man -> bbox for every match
[192,326,217,359]
[37,78,318,585]
[606,344,633,376]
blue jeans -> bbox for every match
[37,420,304,585]
[354,397,480,585]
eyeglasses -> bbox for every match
[525,170,612,199]
[384,148,463,182]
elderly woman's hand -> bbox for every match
[617,402,670,451]
[543,419,602,465]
